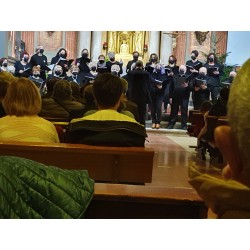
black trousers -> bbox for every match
[150,94,164,124]
[169,96,189,127]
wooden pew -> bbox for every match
[86,183,208,218]
[0,141,154,184]
[187,112,205,137]
[202,116,229,164]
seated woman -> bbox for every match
[39,79,85,120]
[28,66,44,90]
[0,77,59,143]
[0,77,11,118]
[47,65,66,80]
[67,73,147,147]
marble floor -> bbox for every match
[144,129,224,189]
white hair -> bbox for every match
[7,65,15,74]
[111,64,120,73]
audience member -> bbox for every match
[40,79,84,119]
[0,77,59,143]
[189,58,250,218]
[67,73,146,146]
[0,77,11,117]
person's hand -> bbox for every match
[169,98,172,104]
[37,65,41,68]
[213,70,219,75]
[194,86,200,92]
[157,84,162,89]
[200,83,207,89]
[190,69,198,73]
[19,70,24,74]
[182,82,188,88]
[168,72,174,76]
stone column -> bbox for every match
[21,31,35,55]
[77,31,91,57]
[215,31,228,56]
[173,32,187,65]
[160,31,172,64]
[65,32,77,59]
[148,31,160,57]
[0,32,9,58]
[90,31,102,61]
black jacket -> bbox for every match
[67,120,147,147]
[127,68,151,104]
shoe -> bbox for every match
[156,124,160,129]
[152,123,156,129]
[167,125,174,129]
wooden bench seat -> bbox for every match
[86,183,207,218]
[0,141,154,184]
[187,112,205,137]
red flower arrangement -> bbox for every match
[103,42,108,50]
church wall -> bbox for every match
[2,31,229,68]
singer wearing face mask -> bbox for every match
[203,53,223,103]
[149,64,168,129]
[167,65,191,130]
[47,65,65,80]
[14,52,32,78]
[67,65,82,85]
[28,66,44,90]
[85,62,98,83]
[75,49,91,84]
[51,48,68,77]
[126,51,139,73]
[106,52,123,77]
[97,54,108,74]
[185,50,203,77]
[145,53,159,74]
[192,67,210,110]
[30,45,48,81]
[0,58,8,72]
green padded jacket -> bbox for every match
[0,156,94,219]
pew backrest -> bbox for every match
[0,141,154,184]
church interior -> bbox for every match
[0,30,248,221]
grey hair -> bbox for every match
[108,52,115,58]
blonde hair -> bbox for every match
[3,77,41,116]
